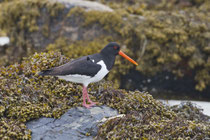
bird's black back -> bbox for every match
[39,55,102,77]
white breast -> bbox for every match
[57,60,109,87]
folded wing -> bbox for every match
[39,56,101,77]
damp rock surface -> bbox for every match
[54,0,113,12]
[27,105,118,140]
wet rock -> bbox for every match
[55,0,113,12]
[27,105,118,140]
[0,36,9,46]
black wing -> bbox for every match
[39,56,101,77]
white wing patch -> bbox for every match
[57,60,109,87]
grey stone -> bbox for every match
[0,36,9,46]
[28,0,114,50]
[27,105,118,140]
[53,0,113,12]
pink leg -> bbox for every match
[82,86,90,108]
[86,92,97,105]
[82,86,97,108]
[82,87,90,108]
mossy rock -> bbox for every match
[0,0,115,66]
[171,102,210,122]
[0,51,113,139]
[0,0,65,66]
[46,5,210,92]
[1,0,210,93]
[0,51,77,139]
[91,0,209,13]
[0,51,210,139]
[95,90,210,139]
[130,9,210,92]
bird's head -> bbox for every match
[101,42,120,55]
[101,42,138,66]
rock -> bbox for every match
[27,0,114,50]
[54,0,113,12]
[0,36,9,46]
[0,0,114,65]
[27,106,118,140]
[1,0,210,100]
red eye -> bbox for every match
[114,46,118,49]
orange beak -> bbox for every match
[119,50,138,66]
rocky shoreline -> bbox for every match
[0,0,210,139]
[0,0,209,95]
[0,51,209,139]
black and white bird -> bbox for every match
[39,42,138,108]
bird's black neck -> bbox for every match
[100,52,116,70]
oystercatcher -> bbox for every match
[39,42,138,108]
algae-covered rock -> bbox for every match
[0,51,79,139]
[56,0,113,12]
[0,51,210,139]
[0,51,115,139]
[0,0,65,65]
[95,90,210,139]
[47,5,210,92]
[92,0,209,12]
[0,0,210,96]
[171,101,210,122]
[0,0,114,66]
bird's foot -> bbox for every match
[82,102,98,109]
[82,103,91,109]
